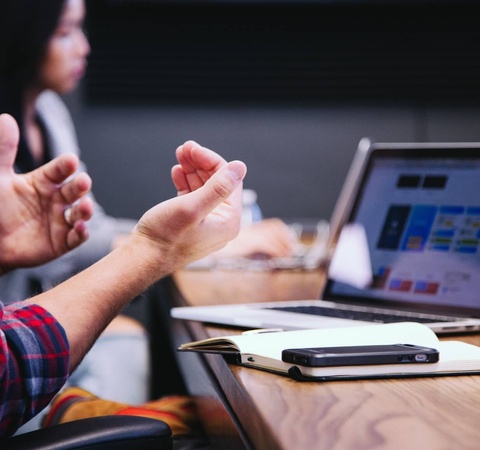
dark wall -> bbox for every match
[66,1,480,223]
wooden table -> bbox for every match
[169,267,480,450]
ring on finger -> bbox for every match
[64,207,72,225]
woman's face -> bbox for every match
[37,0,90,94]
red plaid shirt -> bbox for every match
[0,302,69,438]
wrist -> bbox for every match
[115,233,172,289]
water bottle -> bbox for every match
[241,189,263,227]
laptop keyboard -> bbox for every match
[268,305,457,324]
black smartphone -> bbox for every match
[281,343,439,367]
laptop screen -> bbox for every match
[324,144,480,316]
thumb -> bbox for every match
[187,160,247,215]
[0,114,20,175]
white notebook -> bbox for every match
[178,322,480,381]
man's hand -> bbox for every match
[133,141,247,270]
[0,113,93,274]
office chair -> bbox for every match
[1,415,172,450]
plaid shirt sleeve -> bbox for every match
[0,301,70,438]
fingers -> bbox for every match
[176,140,226,173]
[66,197,94,225]
[182,160,247,221]
[38,153,80,185]
[60,171,92,204]
[66,219,90,249]
[60,171,93,250]
[63,197,93,249]
[0,113,20,175]
[173,141,227,193]
[171,164,188,195]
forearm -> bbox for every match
[34,236,168,370]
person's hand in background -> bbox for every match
[214,218,298,259]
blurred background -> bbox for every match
[67,0,480,223]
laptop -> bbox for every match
[171,138,480,334]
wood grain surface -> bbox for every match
[173,268,480,450]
